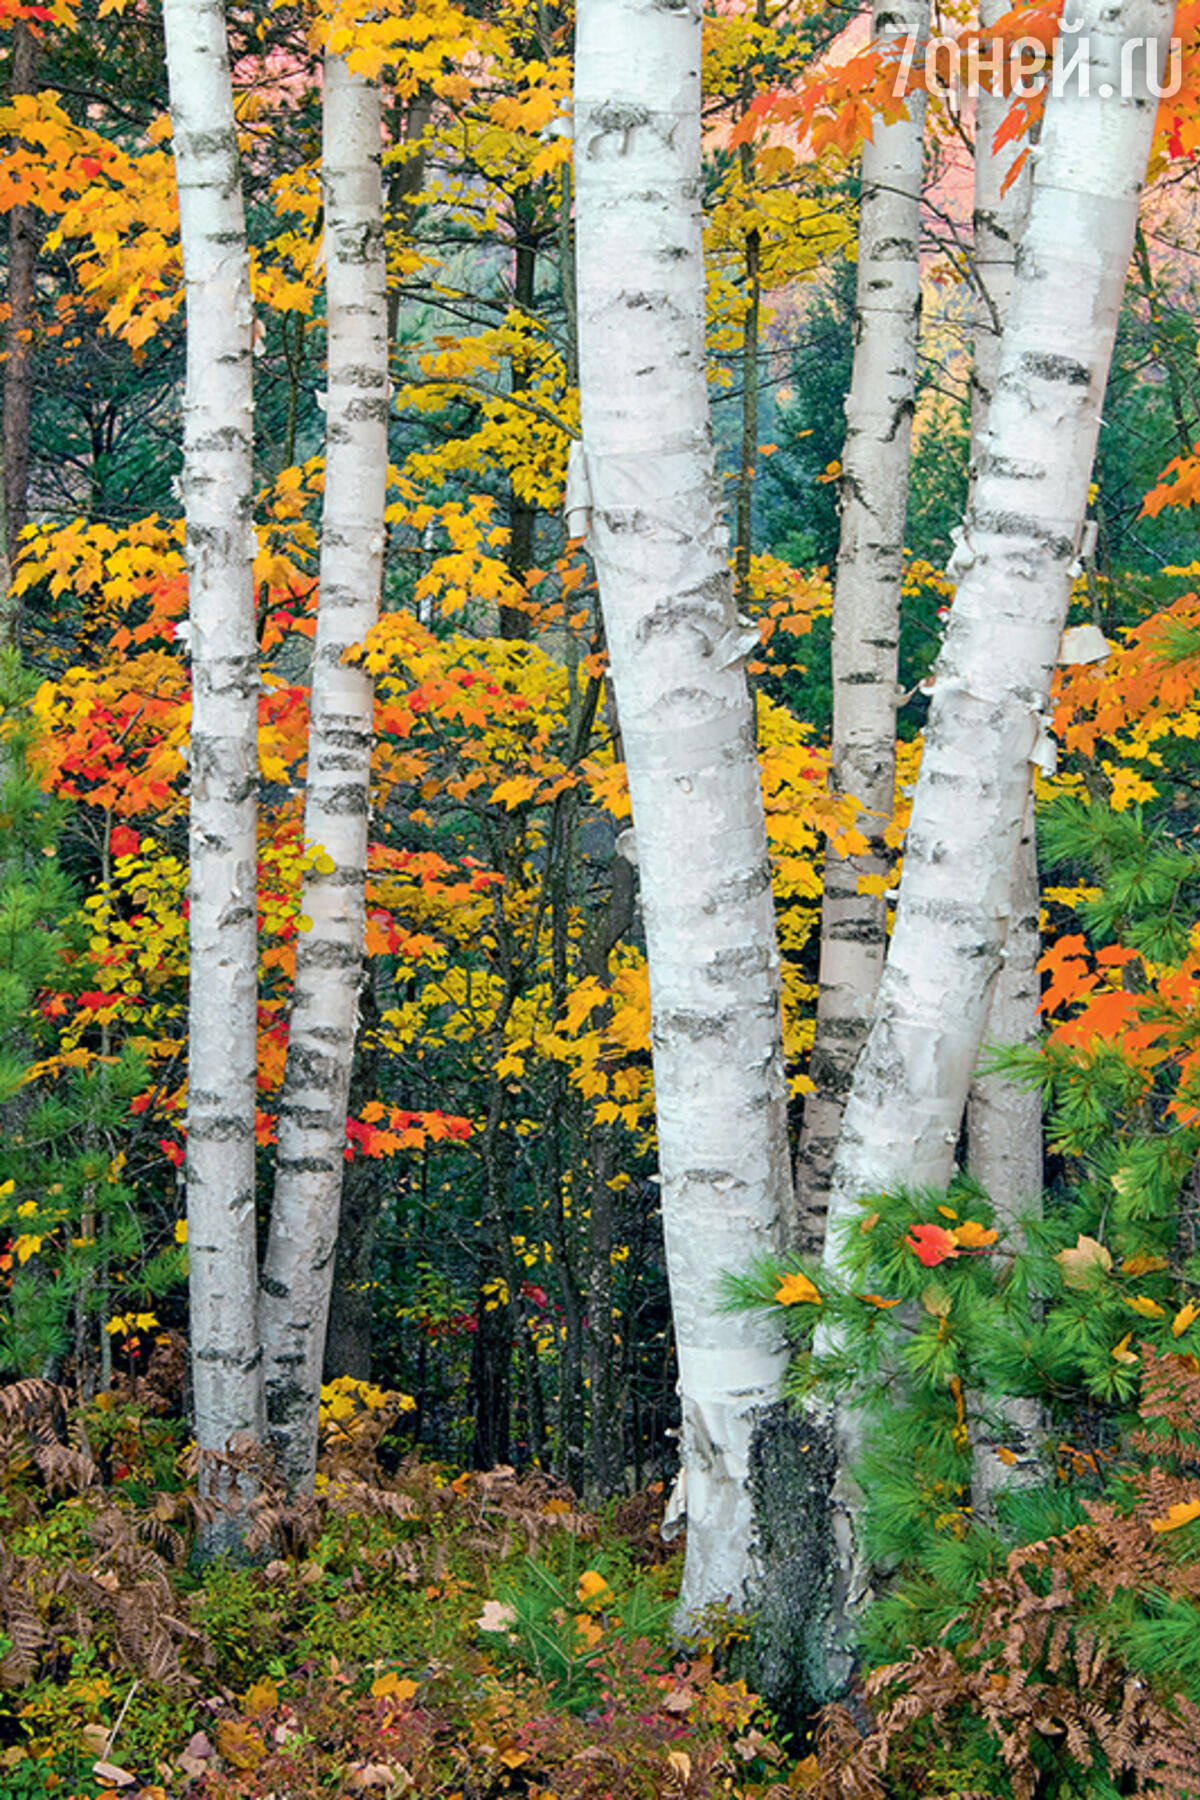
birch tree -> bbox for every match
[259,51,388,1493]
[964,28,1042,1504]
[572,0,791,1616]
[163,0,263,1519]
[964,46,1040,1239]
[819,0,1176,1661]
[794,0,929,1248]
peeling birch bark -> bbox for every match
[573,0,791,1618]
[259,54,388,1493]
[795,0,928,1250]
[164,0,263,1528]
[821,0,1175,1667]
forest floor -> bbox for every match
[0,1367,811,1800]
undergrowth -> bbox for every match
[0,1360,801,1800]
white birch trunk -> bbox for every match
[966,18,1039,1227]
[259,54,388,1493]
[164,0,263,1512]
[572,0,791,1618]
[821,0,1175,1659]
[966,41,1042,1505]
[794,0,928,1250]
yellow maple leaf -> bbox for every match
[1123,1295,1167,1319]
[954,1220,999,1249]
[1111,1333,1138,1365]
[775,1270,821,1307]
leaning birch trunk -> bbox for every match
[819,0,1175,1675]
[965,35,1042,1508]
[163,0,262,1536]
[259,54,387,1493]
[572,0,791,1617]
[794,0,928,1251]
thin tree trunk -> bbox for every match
[259,53,387,1492]
[4,21,36,573]
[164,0,262,1538]
[794,0,928,1251]
[502,226,537,640]
[968,3,1033,472]
[734,224,760,611]
[385,90,432,349]
[573,0,791,1618]
[820,0,1175,1677]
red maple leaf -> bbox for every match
[904,1224,960,1267]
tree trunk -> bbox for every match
[4,22,37,574]
[502,225,537,641]
[164,0,262,1537]
[573,0,791,1618]
[968,7,1033,477]
[966,0,1039,1229]
[259,53,387,1493]
[794,0,928,1251]
[965,36,1042,1509]
[820,0,1175,1674]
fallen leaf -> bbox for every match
[576,1568,612,1606]
[91,1765,136,1788]
[1055,1235,1112,1288]
[215,1720,265,1771]
[1111,1332,1139,1364]
[1150,1498,1200,1533]
[1123,1295,1167,1319]
[775,1270,822,1306]
[954,1220,999,1250]
[1173,1301,1200,1338]
[370,1672,418,1703]
[243,1678,278,1717]
[476,1600,517,1633]
[858,1293,902,1309]
[1122,1253,1169,1277]
[905,1224,959,1267]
